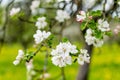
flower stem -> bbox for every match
[61,67,66,80]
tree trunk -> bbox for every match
[77,43,93,80]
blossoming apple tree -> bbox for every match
[0,0,120,80]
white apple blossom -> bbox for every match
[85,29,95,45]
[10,7,21,16]
[76,11,86,22]
[51,42,78,67]
[35,17,47,29]
[52,55,72,67]
[30,0,40,10]
[55,10,70,22]
[85,29,104,47]
[98,19,110,32]
[30,0,40,15]
[33,30,51,44]
[13,49,24,65]
[77,49,90,65]
[51,42,78,56]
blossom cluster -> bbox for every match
[85,28,104,47]
[35,17,47,29]
[76,11,86,22]
[76,11,92,23]
[55,10,70,22]
[30,0,40,15]
[33,30,51,44]
[51,42,78,67]
[98,19,110,32]
[77,49,90,65]
[85,19,110,47]
[13,50,24,65]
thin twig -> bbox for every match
[26,44,43,62]
[18,17,35,24]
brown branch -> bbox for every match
[18,17,35,24]
[103,0,107,19]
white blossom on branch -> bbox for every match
[10,7,21,16]
[35,17,47,29]
[51,42,78,67]
[85,29,104,47]
[13,49,24,65]
[33,30,51,44]
[76,11,86,22]
[55,10,70,22]
[97,19,110,32]
[77,49,90,65]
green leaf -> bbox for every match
[89,10,102,17]
[80,22,86,30]
[105,31,112,36]
[88,20,97,30]
[62,37,69,42]
[93,30,103,39]
[47,34,54,48]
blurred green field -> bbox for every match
[0,43,120,80]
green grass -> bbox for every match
[0,43,120,80]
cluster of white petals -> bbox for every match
[35,17,47,29]
[13,50,24,65]
[55,10,70,22]
[33,30,51,44]
[10,7,21,16]
[30,0,40,10]
[51,42,78,67]
[77,49,90,65]
[30,0,40,15]
[98,19,110,32]
[76,11,86,22]
[85,29,104,47]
